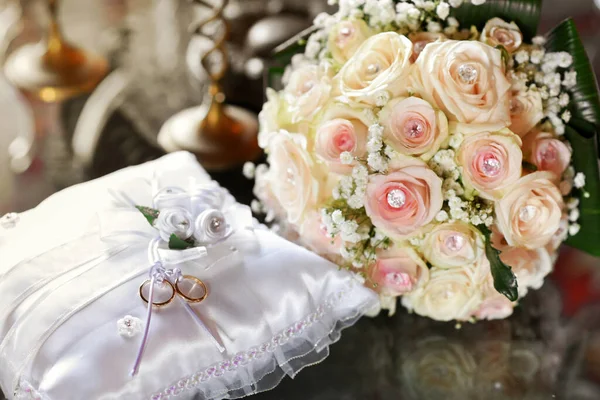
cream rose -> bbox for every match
[369,246,429,296]
[523,130,572,178]
[379,96,449,160]
[284,64,332,124]
[155,207,194,242]
[314,104,370,174]
[328,19,373,65]
[495,172,565,249]
[258,88,283,148]
[411,40,512,125]
[509,89,544,137]
[334,32,413,106]
[266,132,324,225]
[298,210,342,257]
[364,157,443,238]
[500,246,553,296]
[402,265,483,321]
[481,18,523,53]
[408,32,446,62]
[422,221,485,268]
[457,129,523,200]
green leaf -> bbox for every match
[450,0,543,41]
[135,206,159,226]
[478,225,519,301]
[546,18,600,131]
[168,234,194,250]
[564,123,600,257]
[522,161,538,171]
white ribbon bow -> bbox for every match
[98,177,255,377]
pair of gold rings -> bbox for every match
[139,275,208,307]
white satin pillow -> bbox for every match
[0,152,378,400]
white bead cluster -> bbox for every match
[151,281,356,400]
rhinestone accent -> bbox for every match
[482,156,501,177]
[458,63,478,84]
[0,212,19,229]
[444,234,465,252]
[366,63,380,75]
[385,272,409,286]
[519,205,538,222]
[387,189,406,209]
[404,118,425,138]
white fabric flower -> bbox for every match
[117,315,144,338]
[155,207,194,242]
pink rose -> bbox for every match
[365,157,443,238]
[500,246,553,296]
[298,210,342,257]
[523,130,572,178]
[495,172,565,249]
[411,40,512,125]
[481,18,523,53]
[379,97,449,160]
[314,104,371,174]
[457,129,523,200]
[369,246,429,296]
[408,32,445,63]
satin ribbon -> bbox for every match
[100,177,255,377]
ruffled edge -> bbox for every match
[149,279,378,400]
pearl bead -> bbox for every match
[458,63,478,84]
[404,119,425,138]
[386,189,406,209]
[519,205,538,222]
[444,234,465,252]
[366,63,380,75]
[285,167,295,185]
[339,26,354,37]
[482,155,501,177]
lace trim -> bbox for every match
[150,280,358,400]
[14,380,47,400]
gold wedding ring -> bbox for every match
[139,279,176,307]
[175,275,208,303]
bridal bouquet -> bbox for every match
[249,0,600,321]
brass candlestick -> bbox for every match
[3,0,108,102]
[158,0,261,171]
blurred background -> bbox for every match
[1,1,600,398]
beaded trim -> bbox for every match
[150,280,357,400]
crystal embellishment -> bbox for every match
[457,64,478,84]
[387,189,406,209]
[445,234,465,252]
[339,26,353,38]
[519,205,538,222]
[405,119,425,138]
[0,212,19,229]
[482,156,501,177]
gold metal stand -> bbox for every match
[3,0,108,102]
[158,0,261,171]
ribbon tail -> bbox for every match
[131,277,156,377]
[178,297,225,353]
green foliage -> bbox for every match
[168,234,195,250]
[135,206,159,226]
[479,225,519,301]
[451,0,543,40]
